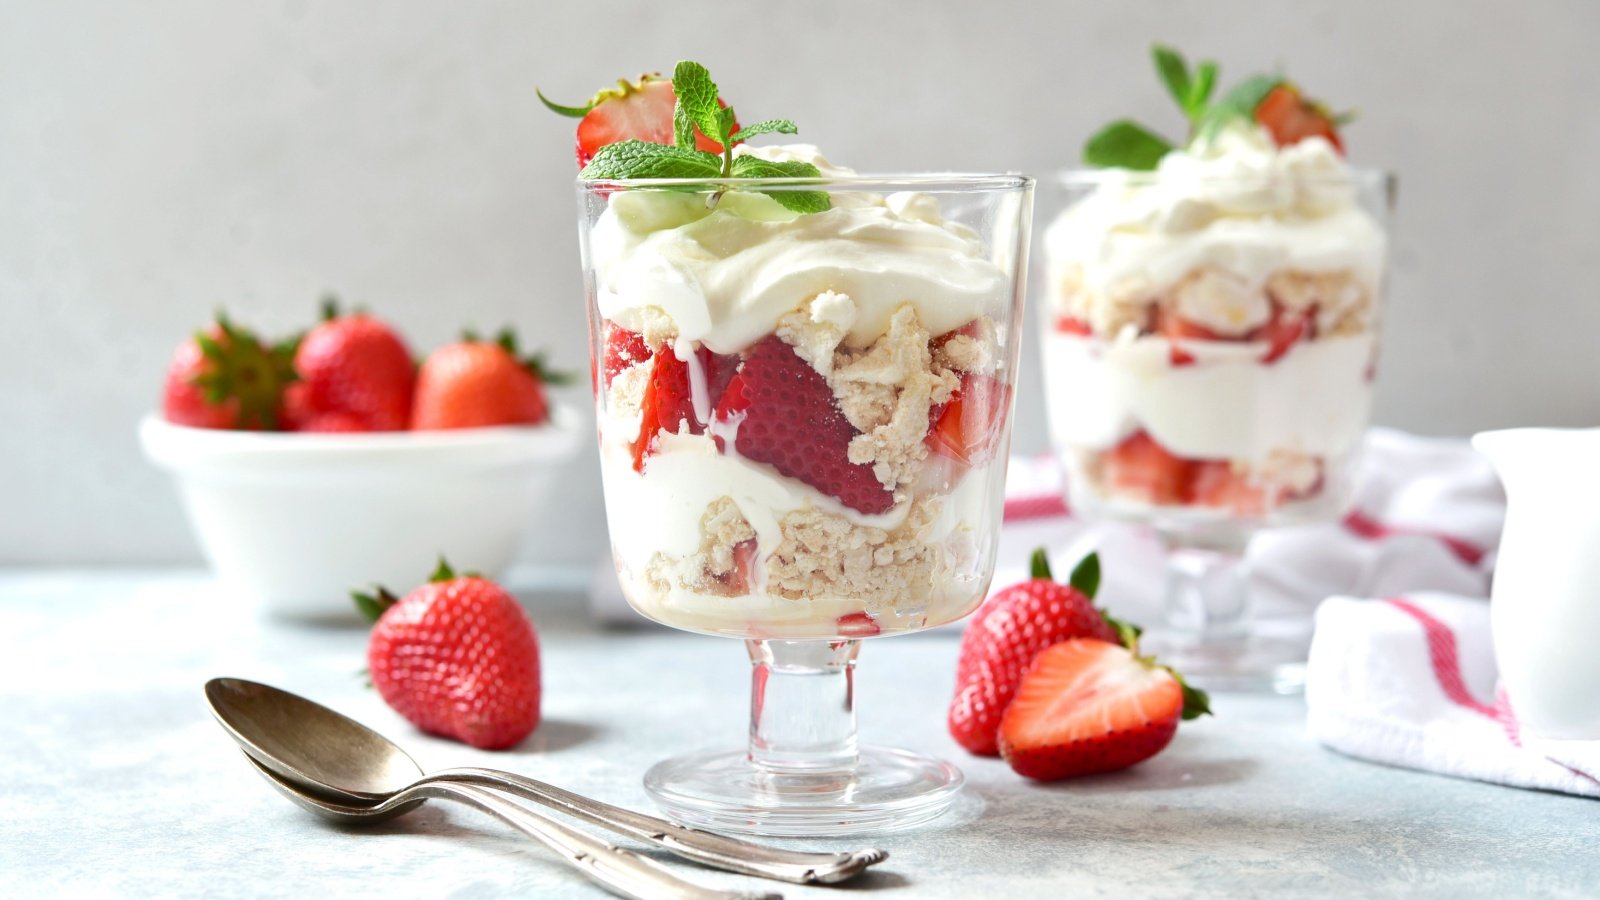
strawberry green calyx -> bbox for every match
[1028,547,1055,581]
[352,586,400,623]
[1068,552,1101,599]
[190,312,298,430]
[1026,546,1146,650]
[429,557,457,583]
[1124,633,1213,721]
[578,59,830,215]
[538,74,661,119]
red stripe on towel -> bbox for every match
[1385,597,1498,718]
[1344,510,1487,567]
[1002,493,1070,522]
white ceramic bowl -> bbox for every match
[139,406,585,622]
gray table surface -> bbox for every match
[6,568,1597,899]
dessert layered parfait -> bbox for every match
[557,67,1018,639]
[1042,50,1387,525]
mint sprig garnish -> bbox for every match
[579,60,829,214]
[1083,44,1288,171]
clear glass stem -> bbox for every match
[1160,530,1251,642]
[746,639,860,773]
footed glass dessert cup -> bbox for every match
[577,172,1033,835]
[1039,165,1394,693]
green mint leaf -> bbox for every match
[536,87,592,119]
[671,60,724,151]
[1152,45,1191,112]
[727,156,831,213]
[579,141,723,180]
[716,105,738,149]
[1028,547,1054,581]
[1083,120,1175,170]
[731,119,798,143]
[1068,552,1101,600]
[673,101,696,150]
[1188,61,1219,117]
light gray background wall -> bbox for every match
[3,0,1596,566]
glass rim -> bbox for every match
[576,172,1035,193]
[1049,166,1395,191]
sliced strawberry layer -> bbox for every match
[631,344,738,471]
[1152,301,1315,366]
[836,611,881,637]
[928,373,1011,467]
[1255,84,1344,154]
[714,335,893,515]
[1102,431,1196,505]
[602,324,653,387]
[1054,315,1094,336]
[999,639,1184,781]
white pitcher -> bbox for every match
[1472,427,1600,739]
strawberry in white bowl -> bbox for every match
[141,305,581,621]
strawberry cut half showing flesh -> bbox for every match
[714,335,893,515]
[999,639,1185,781]
[549,77,736,168]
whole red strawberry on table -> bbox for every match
[950,549,1210,780]
[158,300,567,434]
[355,559,541,750]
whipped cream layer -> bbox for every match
[1045,126,1386,333]
[590,145,1007,355]
[1041,330,1375,462]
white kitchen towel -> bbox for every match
[1305,593,1600,798]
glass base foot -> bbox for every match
[1141,631,1308,695]
[643,745,964,837]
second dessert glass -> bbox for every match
[1039,162,1394,693]
[578,170,1033,835]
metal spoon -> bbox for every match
[241,753,773,900]
[205,678,887,885]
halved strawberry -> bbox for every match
[1101,431,1196,505]
[998,638,1210,781]
[949,550,1125,756]
[713,335,893,515]
[539,75,736,168]
[1254,302,1315,364]
[836,611,881,638]
[1255,83,1344,154]
[927,373,1012,467]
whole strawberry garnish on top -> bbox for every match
[550,60,831,215]
[949,549,1129,756]
[1084,44,1350,170]
[998,636,1210,781]
[291,298,415,432]
[161,312,297,430]
[713,335,893,515]
[355,559,541,751]
[539,74,735,168]
[412,328,570,430]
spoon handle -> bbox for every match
[432,767,887,885]
[414,781,777,900]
